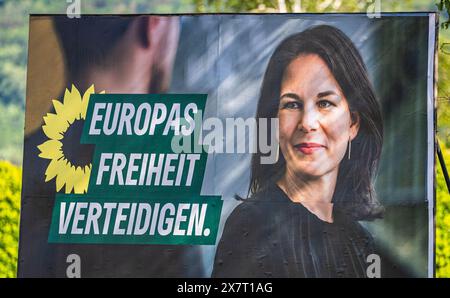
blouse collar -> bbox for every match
[274,183,334,223]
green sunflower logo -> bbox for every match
[37,84,104,194]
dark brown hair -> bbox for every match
[53,16,133,79]
[250,25,384,221]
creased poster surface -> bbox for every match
[19,13,436,278]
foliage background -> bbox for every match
[0,0,449,277]
[0,161,21,278]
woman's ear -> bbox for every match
[350,111,360,140]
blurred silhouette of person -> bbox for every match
[55,16,179,95]
[19,15,206,277]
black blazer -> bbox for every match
[212,183,375,278]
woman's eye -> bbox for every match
[318,100,334,109]
[283,101,302,109]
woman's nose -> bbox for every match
[298,106,319,132]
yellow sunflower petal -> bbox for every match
[44,158,66,182]
[63,85,83,124]
[73,166,90,194]
[83,164,92,193]
[81,85,96,119]
[42,113,69,139]
[52,99,70,126]
[57,89,76,124]
[72,85,83,120]
[53,98,65,115]
[64,164,77,194]
[62,88,72,106]
[56,159,70,192]
[37,140,63,160]
[42,124,63,140]
[70,84,82,103]
[72,166,82,194]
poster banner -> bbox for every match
[18,13,436,278]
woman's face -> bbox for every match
[278,54,359,179]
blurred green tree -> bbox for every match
[436,142,450,277]
[437,33,450,279]
[0,161,21,278]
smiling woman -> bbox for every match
[278,54,359,183]
[212,25,384,278]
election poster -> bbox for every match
[18,13,436,278]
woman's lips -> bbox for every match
[294,143,325,155]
